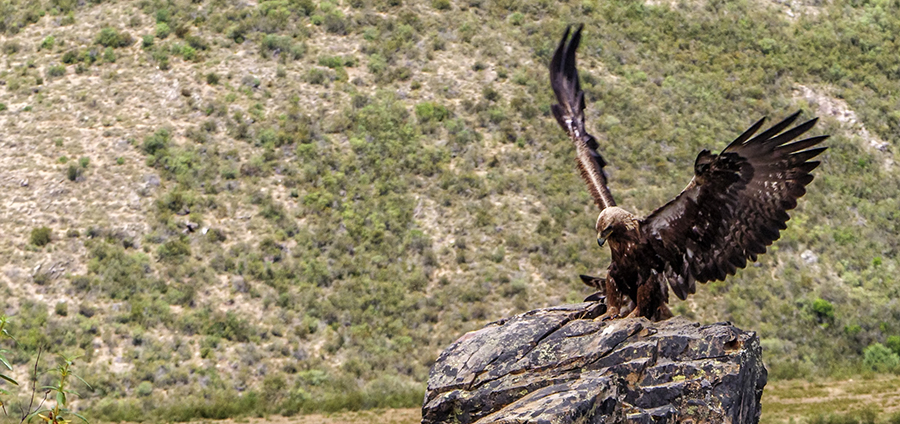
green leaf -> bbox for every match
[0,372,18,385]
[72,412,89,424]
[57,390,66,407]
[72,374,93,391]
[2,328,18,343]
[0,353,12,370]
[25,408,50,421]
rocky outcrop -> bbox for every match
[422,302,766,424]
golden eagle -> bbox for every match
[550,25,828,321]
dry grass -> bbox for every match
[230,409,419,424]
[761,374,900,424]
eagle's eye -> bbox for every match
[600,226,613,238]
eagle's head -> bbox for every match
[595,206,639,248]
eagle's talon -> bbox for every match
[597,308,620,321]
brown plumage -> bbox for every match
[550,25,828,321]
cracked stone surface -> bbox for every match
[422,302,766,424]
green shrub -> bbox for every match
[67,163,83,181]
[415,102,449,122]
[155,8,169,23]
[306,68,328,85]
[30,226,52,246]
[103,46,115,62]
[317,55,344,69]
[432,0,450,10]
[863,343,899,372]
[482,86,500,101]
[40,36,55,50]
[96,27,133,48]
[811,298,835,321]
[887,335,900,356]
[32,273,51,285]
[136,381,153,397]
[206,72,219,85]
[59,52,79,66]
[179,45,196,61]
[141,34,154,48]
[158,238,191,262]
[143,128,171,155]
[156,22,171,39]
[889,412,900,424]
[324,10,346,34]
[46,64,65,78]
[3,42,20,55]
[508,11,524,25]
[261,35,304,60]
[174,23,190,38]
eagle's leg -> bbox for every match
[596,275,624,320]
[631,280,673,321]
[632,281,654,319]
[654,304,674,321]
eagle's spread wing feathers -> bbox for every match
[641,112,827,300]
[549,25,616,210]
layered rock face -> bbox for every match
[422,302,766,424]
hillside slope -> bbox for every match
[0,0,899,419]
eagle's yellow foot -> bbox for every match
[597,308,620,321]
[624,307,642,319]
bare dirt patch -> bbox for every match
[793,84,893,168]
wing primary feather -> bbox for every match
[764,118,819,148]
[643,110,827,309]
[793,175,815,186]
[725,116,766,150]
[748,110,802,144]
[549,26,571,106]
[794,161,821,174]
[790,147,827,163]
[549,24,616,210]
[777,135,830,154]
[565,26,582,95]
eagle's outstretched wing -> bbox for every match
[641,112,827,300]
[549,24,616,210]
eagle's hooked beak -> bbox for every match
[597,227,612,248]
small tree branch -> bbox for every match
[19,346,43,424]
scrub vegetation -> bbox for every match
[0,0,899,421]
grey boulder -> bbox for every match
[422,302,766,423]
